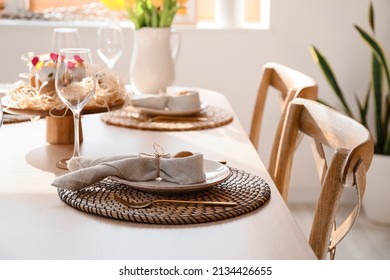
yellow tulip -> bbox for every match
[101,0,186,29]
[177,8,187,15]
[177,0,187,15]
[151,0,164,8]
[100,0,136,10]
[100,0,123,10]
[177,0,188,5]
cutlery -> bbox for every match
[114,194,237,209]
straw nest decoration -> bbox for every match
[2,66,128,116]
[57,168,271,225]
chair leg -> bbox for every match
[330,247,336,260]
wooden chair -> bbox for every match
[273,98,374,259]
[249,62,318,179]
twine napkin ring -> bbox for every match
[139,143,171,180]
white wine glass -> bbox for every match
[97,23,124,70]
[55,48,96,169]
[52,28,81,53]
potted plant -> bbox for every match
[310,1,390,224]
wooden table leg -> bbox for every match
[46,115,83,145]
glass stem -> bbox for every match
[72,109,81,158]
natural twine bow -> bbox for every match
[139,143,171,180]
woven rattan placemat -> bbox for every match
[2,113,36,124]
[57,168,271,225]
[100,105,234,131]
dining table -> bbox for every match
[0,86,316,260]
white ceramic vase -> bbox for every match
[363,154,390,224]
[130,28,180,94]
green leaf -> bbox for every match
[159,0,172,27]
[355,25,390,99]
[139,1,151,27]
[372,54,385,152]
[166,7,180,26]
[369,1,375,33]
[127,9,140,29]
[384,139,390,155]
[383,94,390,154]
[310,45,354,117]
[151,6,158,27]
[355,88,370,128]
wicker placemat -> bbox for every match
[57,168,271,225]
[2,113,37,124]
[100,105,234,131]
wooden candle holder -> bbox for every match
[46,115,83,145]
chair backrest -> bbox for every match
[274,98,374,259]
[249,62,318,178]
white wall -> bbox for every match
[1,0,389,199]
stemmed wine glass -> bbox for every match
[55,48,96,169]
[52,28,81,53]
[97,23,124,70]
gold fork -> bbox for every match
[114,194,236,209]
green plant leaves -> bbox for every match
[311,2,390,155]
[355,24,390,154]
[310,46,354,118]
[354,25,390,100]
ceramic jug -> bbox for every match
[130,28,180,94]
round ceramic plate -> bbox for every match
[111,159,230,194]
[135,101,208,116]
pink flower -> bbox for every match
[50,53,59,61]
[31,56,39,67]
[67,61,76,70]
[74,55,84,64]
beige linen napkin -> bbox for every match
[132,91,200,111]
[167,91,201,111]
[131,93,167,109]
[51,153,206,191]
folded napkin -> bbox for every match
[51,152,206,191]
[132,90,201,111]
[131,93,167,109]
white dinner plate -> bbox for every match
[111,159,230,194]
[135,101,208,117]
